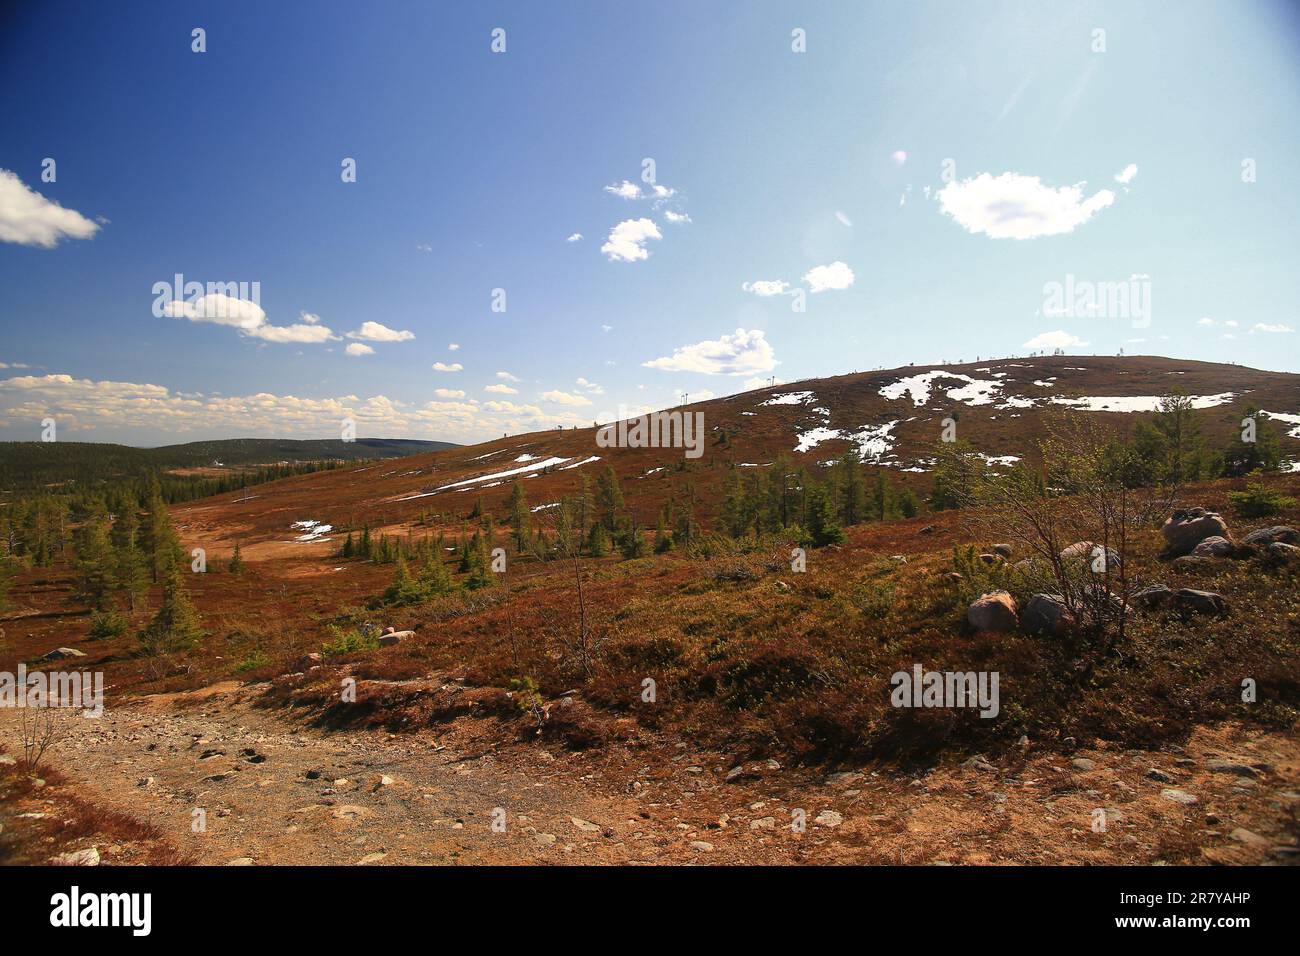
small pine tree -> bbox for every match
[140,550,202,654]
[342,531,355,559]
[228,541,244,573]
[805,482,845,547]
[586,522,610,557]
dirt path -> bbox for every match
[3,680,1296,866]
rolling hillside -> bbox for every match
[168,355,1300,554]
[0,437,459,491]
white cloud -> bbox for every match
[938,172,1115,239]
[642,328,777,376]
[1198,317,1216,326]
[434,388,465,398]
[431,362,463,372]
[345,342,375,357]
[1022,330,1090,350]
[0,372,589,444]
[651,184,676,199]
[742,279,791,297]
[604,181,642,199]
[496,371,521,382]
[566,233,582,242]
[448,342,460,351]
[416,243,432,252]
[742,376,782,390]
[1224,320,1238,328]
[247,323,334,344]
[601,218,661,262]
[0,169,101,247]
[164,294,337,344]
[575,377,604,394]
[835,211,852,227]
[348,321,414,342]
[540,389,592,406]
[664,210,691,224]
[891,150,908,167]
[484,383,518,394]
[601,324,613,333]
[164,294,266,330]
[1114,163,1139,185]
[803,261,855,293]
[1252,322,1294,333]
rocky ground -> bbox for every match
[2,679,1295,866]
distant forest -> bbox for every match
[0,438,456,493]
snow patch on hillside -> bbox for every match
[761,390,816,406]
[1051,393,1236,413]
[1262,410,1300,438]
[879,371,1003,407]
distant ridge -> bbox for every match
[0,437,458,491]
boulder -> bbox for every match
[991,543,1014,558]
[1241,525,1299,547]
[967,591,1018,633]
[1172,588,1229,616]
[1265,541,1300,564]
[1022,593,1074,637]
[1059,541,1121,570]
[379,630,414,647]
[1191,535,1234,558]
[1132,584,1174,610]
[1161,508,1228,556]
[1171,554,1218,573]
[977,553,1002,565]
[41,647,86,661]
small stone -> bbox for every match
[1229,828,1269,847]
[356,852,388,865]
[570,817,601,833]
[224,857,255,866]
[814,810,844,827]
[750,816,776,830]
[1160,788,1198,805]
[689,840,714,852]
[1071,758,1096,772]
[51,847,100,866]
[534,832,556,846]
[1145,768,1176,783]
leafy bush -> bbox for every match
[1228,483,1296,518]
[87,608,128,640]
[321,624,378,658]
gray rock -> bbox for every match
[1229,828,1269,847]
[41,647,87,661]
[1266,541,1300,563]
[1060,541,1122,570]
[992,543,1014,558]
[1172,588,1229,616]
[1241,525,1299,547]
[1162,508,1228,556]
[967,591,1018,632]
[1160,788,1198,805]
[689,840,714,852]
[1023,593,1074,637]
[1071,758,1096,771]
[1191,535,1235,558]
[814,810,844,827]
[1133,584,1174,610]
[1145,768,1176,783]
[51,847,100,866]
[1205,759,1259,778]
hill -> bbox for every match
[0,437,458,491]
[160,355,1299,549]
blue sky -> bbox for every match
[1,0,1298,445]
